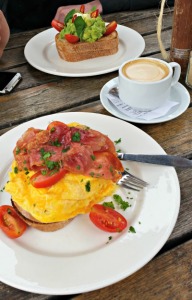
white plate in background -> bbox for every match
[24,25,145,77]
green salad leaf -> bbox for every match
[74,16,86,38]
[64,9,76,24]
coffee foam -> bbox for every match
[122,59,169,82]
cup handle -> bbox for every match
[169,62,181,86]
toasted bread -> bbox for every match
[12,200,72,232]
[55,31,119,62]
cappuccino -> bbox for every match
[119,58,181,110]
[122,59,169,82]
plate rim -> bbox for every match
[24,25,145,77]
[0,112,180,295]
[100,77,190,124]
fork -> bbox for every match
[117,170,149,191]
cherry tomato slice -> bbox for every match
[104,21,117,36]
[51,19,64,32]
[30,168,68,188]
[65,34,80,43]
[0,205,27,239]
[89,204,127,232]
[80,4,85,13]
[90,9,99,18]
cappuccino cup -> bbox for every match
[119,58,181,111]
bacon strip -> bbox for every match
[13,122,123,182]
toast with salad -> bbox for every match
[51,5,118,62]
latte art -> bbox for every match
[122,59,169,82]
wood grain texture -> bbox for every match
[72,240,192,300]
[1,7,192,300]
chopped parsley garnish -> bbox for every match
[103,201,115,209]
[41,170,47,175]
[76,165,81,170]
[15,147,21,155]
[39,148,61,172]
[50,127,56,132]
[72,131,81,142]
[90,155,95,161]
[85,181,91,192]
[116,149,121,153]
[109,165,114,174]
[62,146,70,152]
[129,226,136,233]
[114,138,121,145]
[40,148,51,160]
[0,186,5,192]
[51,138,61,147]
[45,160,60,170]
[113,194,130,210]
[14,167,19,174]
[106,236,113,244]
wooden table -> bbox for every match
[1,7,192,300]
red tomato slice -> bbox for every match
[90,9,99,18]
[80,4,85,13]
[51,19,64,32]
[30,168,68,188]
[89,204,127,232]
[104,21,117,36]
[65,34,80,43]
[0,205,27,239]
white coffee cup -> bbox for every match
[119,57,181,111]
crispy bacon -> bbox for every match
[13,122,123,181]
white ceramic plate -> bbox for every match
[100,77,190,124]
[0,112,180,295]
[24,25,145,77]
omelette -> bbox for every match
[5,161,116,223]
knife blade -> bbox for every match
[117,153,192,168]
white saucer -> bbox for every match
[100,77,190,124]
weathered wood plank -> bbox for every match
[72,239,192,300]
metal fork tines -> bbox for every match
[117,170,149,191]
